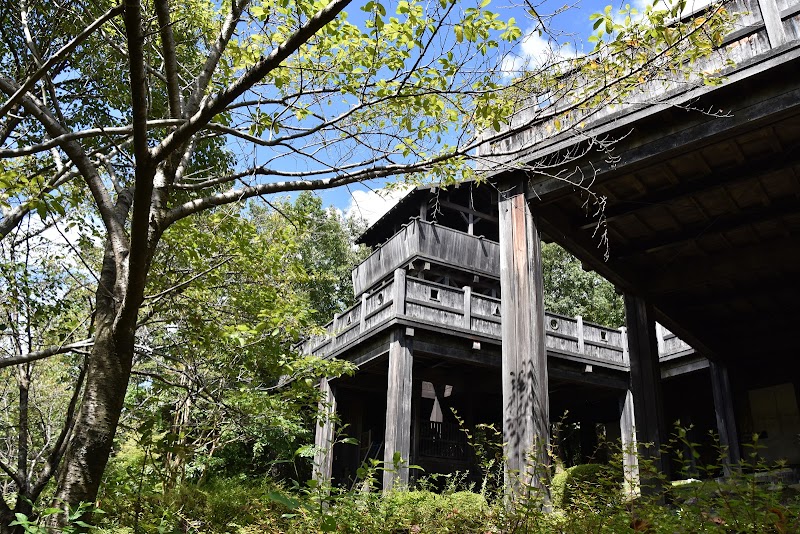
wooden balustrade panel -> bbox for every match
[335,303,363,348]
[416,223,500,276]
[581,323,626,364]
[543,315,580,354]
[352,223,419,295]
[470,294,502,337]
[583,343,626,365]
[352,220,501,295]
[405,278,465,329]
[774,0,800,42]
[363,281,394,331]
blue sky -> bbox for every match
[307,0,713,223]
[312,0,605,221]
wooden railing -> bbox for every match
[351,218,500,296]
[477,0,800,168]
[298,269,694,369]
[418,421,469,460]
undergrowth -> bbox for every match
[10,428,796,533]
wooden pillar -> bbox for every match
[498,184,549,496]
[709,360,741,474]
[410,379,422,483]
[624,294,670,490]
[620,389,640,497]
[759,0,787,47]
[393,267,406,317]
[359,292,368,333]
[313,378,337,484]
[383,327,414,490]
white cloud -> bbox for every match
[502,29,581,75]
[345,187,411,226]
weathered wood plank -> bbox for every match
[624,294,670,491]
[313,378,337,484]
[620,389,640,498]
[352,219,501,295]
[710,361,741,474]
[761,0,788,46]
[499,185,549,495]
[383,327,414,490]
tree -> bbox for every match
[0,0,732,523]
[542,243,624,327]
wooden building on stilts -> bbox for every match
[305,0,800,492]
[302,183,737,492]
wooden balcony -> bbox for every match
[299,269,693,371]
[351,218,500,296]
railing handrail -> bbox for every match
[301,266,695,367]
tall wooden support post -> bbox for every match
[313,378,337,484]
[498,185,549,496]
[620,389,640,497]
[624,294,670,492]
[383,326,414,490]
[709,361,741,475]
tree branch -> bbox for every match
[153,0,182,119]
[185,0,251,115]
[0,340,94,370]
[0,77,130,268]
[154,0,352,164]
[0,4,124,121]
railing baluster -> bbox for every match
[360,293,368,333]
[463,285,472,330]
[576,315,585,354]
[620,326,629,365]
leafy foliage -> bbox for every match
[542,243,624,327]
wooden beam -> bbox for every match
[439,200,499,223]
[620,389,640,497]
[709,361,741,474]
[611,200,800,259]
[645,236,800,295]
[625,294,670,491]
[522,68,800,204]
[383,327,414,490]
[412,338,500,368]
[313,378,337,484]
[580,144,800,232]
[498,184,550,496]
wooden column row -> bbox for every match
[497,182,741,499]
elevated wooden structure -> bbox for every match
[305,184,718,490]
[478,0,800,483]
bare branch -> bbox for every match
[0,340,94,370]
[186,0,251,115]
[0,77,130,266]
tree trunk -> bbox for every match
[48,244,138,522]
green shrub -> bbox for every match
[550,463,606,509]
